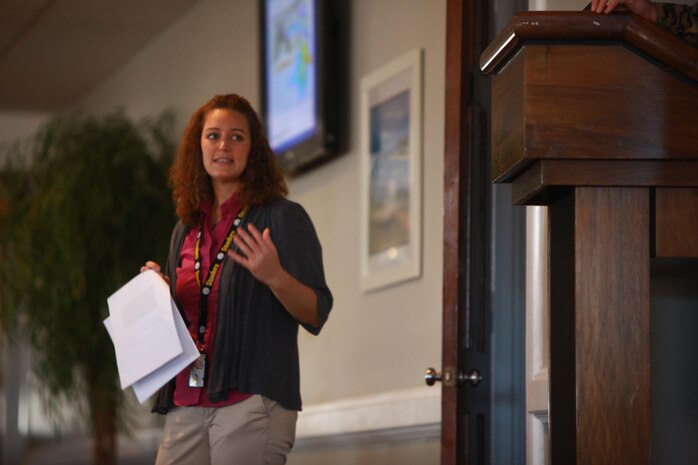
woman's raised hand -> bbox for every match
[228,223,320,327]
[228,223,283,287]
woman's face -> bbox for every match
[200,108,251,192]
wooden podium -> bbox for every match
[480,12,698,465]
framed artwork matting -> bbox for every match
[359,49,423,292]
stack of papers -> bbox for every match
[104,270,198,403]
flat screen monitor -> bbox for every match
[260,0,347,175]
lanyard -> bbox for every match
[193,206,247,351]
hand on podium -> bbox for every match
[590,0,698,47]
[590,0,658,22]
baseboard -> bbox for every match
[294,386,441,451]
[294,423,440,451]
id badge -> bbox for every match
[188,354,206,388]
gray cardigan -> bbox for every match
[152,198,332,413]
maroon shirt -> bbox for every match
[173,195,252,407]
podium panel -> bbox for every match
[481,11,698,465]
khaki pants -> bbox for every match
[154,395,297,465]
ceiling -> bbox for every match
[0,0,202,113]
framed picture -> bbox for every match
[359,49,423,292]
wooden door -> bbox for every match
[440,2,487,459]
[439,1,526,465]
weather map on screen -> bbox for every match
[265,0,317,153]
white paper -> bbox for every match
[106,270,186,389]
[104,298,198,403]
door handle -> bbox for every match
[425,367,482,387]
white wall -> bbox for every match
[76,0,446,445]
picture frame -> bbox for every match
[359,49,423,292]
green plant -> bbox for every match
[0,110,176,465]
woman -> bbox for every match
[590,0,698,46]
[141,94,333,465]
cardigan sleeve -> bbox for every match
[268,199,333,335]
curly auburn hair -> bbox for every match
[169,94,288,227]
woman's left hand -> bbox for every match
[228,223,282,287]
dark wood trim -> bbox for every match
[512,160,698,205]
[442,0,468,463]
[480,12,698,79]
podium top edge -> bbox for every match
[479,11,698,81]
